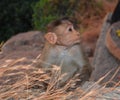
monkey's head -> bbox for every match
[45,17,81,47]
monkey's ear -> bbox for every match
[45,32,57,44]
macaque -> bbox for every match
[36,17,92,85]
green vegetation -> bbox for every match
[32,0,79,31]
[33,0,104,31]
[0,0,38,42]
[0,0,104,42]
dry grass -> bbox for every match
[0,1,119,99]
[0,57,119,100]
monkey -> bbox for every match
[90,15,120,87]
[36,17,92,86]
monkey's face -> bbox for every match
[56,21,81,46]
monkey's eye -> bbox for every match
[68,28,72,32]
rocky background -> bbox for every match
[0,0,119,100]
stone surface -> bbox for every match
[0,31,45,66]
[90,14,120,86]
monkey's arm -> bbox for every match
[37,45,58,68]
[60,63,78,85]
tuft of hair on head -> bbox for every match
[60,16,79,30]
[47,16,76,32]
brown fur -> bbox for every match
[36,17,92,86]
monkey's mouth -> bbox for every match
[66,38,81,47]
[57,38,81,47]
[73,38,81,44]
[67,40,80,48]
[74,42,80,45]
[71,42,80,47]
[65,42,80,50]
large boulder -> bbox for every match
[90,14,120,86]
[0,31,45,66]
[2,31,44,53]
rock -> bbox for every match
[81,82,120,100]
[0,31,45,66]
[90,14,120,86]
[96,87,120,100]
[2,31,44,53]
